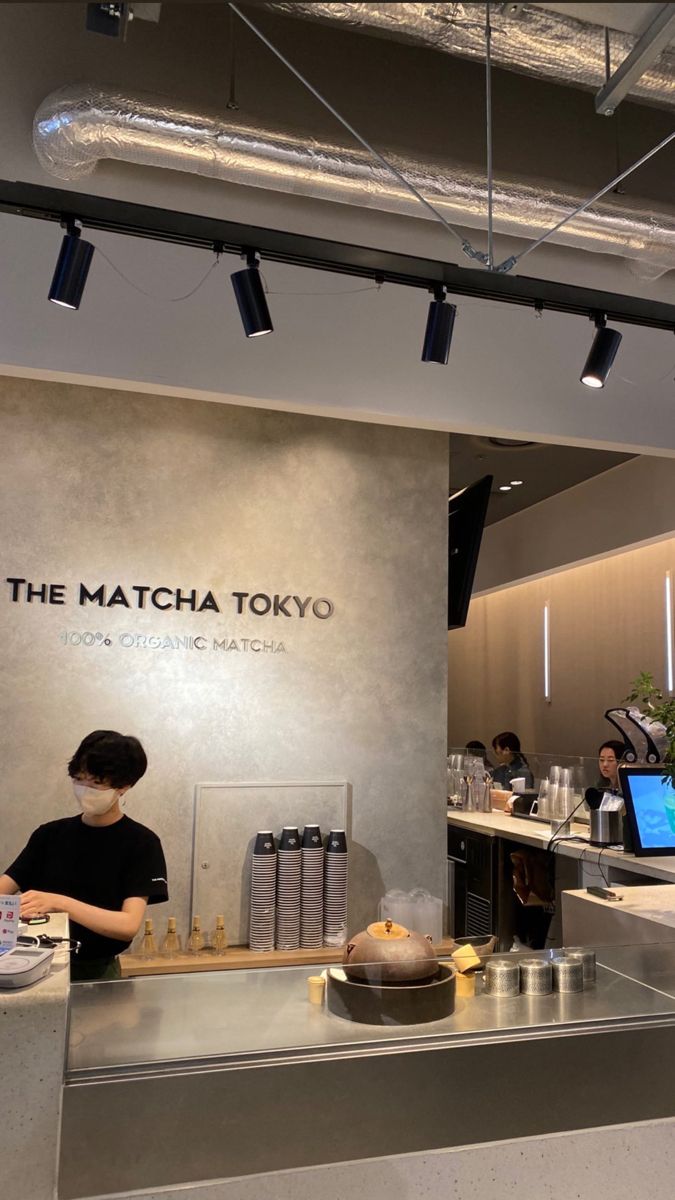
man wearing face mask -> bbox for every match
[0,730,168,981]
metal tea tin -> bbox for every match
[519,958,553,995]
[564,947,596,983]
[484,958,520,997]
[552,956,584,994]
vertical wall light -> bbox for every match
[658,571,667,696]
[543,601,551,703]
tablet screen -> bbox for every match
[624,771,675,852]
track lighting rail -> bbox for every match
[1,181,673,333]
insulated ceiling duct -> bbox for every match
[255,2,675,110]
[34,84,675,275]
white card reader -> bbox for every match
[0,945,55,989]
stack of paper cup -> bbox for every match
[300,824,324,949]
[323,830,348,947]
[249,831,276,952]
[275,826,302,950]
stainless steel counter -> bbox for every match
[60,949,675,1198]
[67,954,675,1078]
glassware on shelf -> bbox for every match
[160,916,182,958]
[187,914,205,954]
[211,914,228,957]
[139,918,157,960]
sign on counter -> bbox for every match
[0,894,19,951]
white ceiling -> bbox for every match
[0,2,672,459]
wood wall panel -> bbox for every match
[448,538,675,758]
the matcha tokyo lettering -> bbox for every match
[59,632,286,654]
[4,579,334,619]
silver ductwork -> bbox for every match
[34,84,675,274]
[257,3,675,110]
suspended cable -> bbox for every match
[495,129,675,272]
[95,248,221,301]
[227,6,239,111]
[228,2,489,266]
[485,3,494,270]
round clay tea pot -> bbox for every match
[343,919,438,984]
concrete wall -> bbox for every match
[448,534,675,759]
[0,374,448,939]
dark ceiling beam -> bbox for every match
[1,179,674,331]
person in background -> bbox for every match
[0,730,168,982]
[491,731,534,790]
[465,739,488,762]
[596,740,626,793]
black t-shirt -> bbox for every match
[5,815,168,961]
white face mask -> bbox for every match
[72,781,121,816]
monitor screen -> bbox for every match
[448,474,493,630]
[620,767,675,856]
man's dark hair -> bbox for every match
[598,739,626,759]
[466,740,486,754]
[68,730,148,788]
[492,731,522,754]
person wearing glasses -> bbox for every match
[596,739,626,794]
[0,730,168,981]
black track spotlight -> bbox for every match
[421,286,456,364]
[231,250,273,338]
[48,223,95,310]
[580,315,622,389]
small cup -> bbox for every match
[302,825,323,849]
[307,975,326,1005]
[279,827,300,851]
[326,830,348,853]
[453,969,476,999]
[253,831,276,855]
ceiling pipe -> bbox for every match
[33,84,675,276]
[253,2,675,110]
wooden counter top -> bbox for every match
[122,938,456,977]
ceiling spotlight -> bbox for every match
[499,485,512,492]
[231,250,273,338]
[48,222,95,310]
[510,480,523,486]
[421,285,456,365]
[580,315,622,389]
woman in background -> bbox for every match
[596,740,626,793]
[491,731,533,789]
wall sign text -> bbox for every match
[5,578,334,619]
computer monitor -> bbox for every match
[448,474,493,630]
[620,766,675,857]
